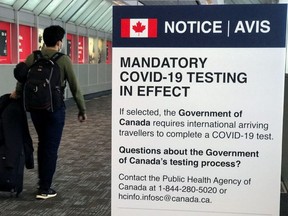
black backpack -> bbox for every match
[23,51,64,112]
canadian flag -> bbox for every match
[121,18,158,38]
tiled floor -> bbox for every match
[0,94,287,216]
[0,95,111,216]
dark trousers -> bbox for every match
[30,107,65,190]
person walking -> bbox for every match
[11,25,87,199]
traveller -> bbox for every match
[11,25,87,199]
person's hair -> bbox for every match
[43,25,65,47]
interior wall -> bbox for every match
[0,5,112,98]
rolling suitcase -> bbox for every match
[0,94,26,197]
[0,145,25,197]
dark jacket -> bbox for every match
[0,94,34,169]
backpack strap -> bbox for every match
[50,52,66,90]
[33,51,64,63]
[33,50,43,62]
[50,52,65,63]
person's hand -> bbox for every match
[78,113,87,123]
[10,90,18,99]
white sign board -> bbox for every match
[112,4,287,216]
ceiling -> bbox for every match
[0,0,281,34]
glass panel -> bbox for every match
[49,0,74,19]
[0,0,17,6]
[41,0,63,15]
[74,1,102,25]
[82,1,106,25]
[22,0,42,10]
[102,21,112,33]
[92,7,112,28]
[69,2,90,22]
[61,0,89,22]
[52,1,74,20]
[81,11,98,26]
[95,6,111,24]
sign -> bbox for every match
[112,4,287,216]
[67,33,74,61]
[78,35,84,64]
[19,25,32,62]
[0,21,11,64]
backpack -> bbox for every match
[23,51,64,112]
